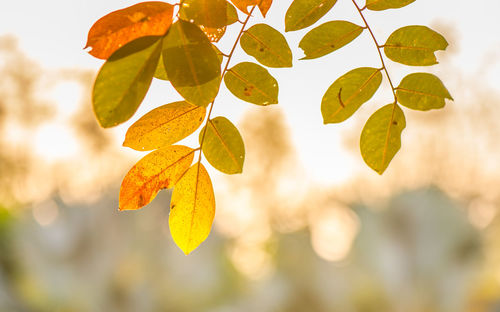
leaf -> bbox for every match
[85,2,174,59]
[163,20,221,107]
[229,0,258,14]
[200,25,227,43]
[384,25,448,66]
[258,0,273,17]
[179,0,238,29]
[360,104,406,174]
[322,67,382,123]
[93,36,162,128]
[200,117,245,174]
[240,24,293,68]
[366,0,416,11]
[119,145,194,211]
[299,21,364,59]
[224,62,279,105]
[124,101,206,151]
[285,0,338,32]
[396,73,453,111]
[169,162,215,255]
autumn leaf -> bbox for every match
[85,1,174,59]
[119,145,194,211]
[258,0,273,17]
[124,101,206,151]
[169,163,215,254]
[230,0,259,14]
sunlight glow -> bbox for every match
[33,123,78,161]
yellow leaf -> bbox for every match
[169,163,215,254]
[85,2,174,60]
[119,146,194,211]
[123,101,206,151]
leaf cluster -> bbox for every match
[85,0,452,253]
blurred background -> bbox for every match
[1,0,500,311]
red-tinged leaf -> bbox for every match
[85,1,174,59]
[258,0,273,17]
[119,145,194,211]
[229,0,259,14]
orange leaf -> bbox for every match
[169,162,215,254]
[119,145,194,211]
[258,0,273,17]
[85,1,174,59]
[229,0,259,14]
[229,0,272,16]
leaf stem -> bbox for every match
[197,5,257,165]
[351,0,399,171]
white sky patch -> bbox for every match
[48,81,83,118]
[33,123,79,161]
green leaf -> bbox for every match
[124,101,206,151]
[322,67,382,123]
[200,117,245,174]
[384,25,448,66]
[285,0,338,32]
[360,104,406,174]
[366,0,416,11]
[396,73,452,111]
[240,24,293,68]
[299,21,364,59]
[93,36,162,128]
[163,20,221,107]
[224,62,279,105]
[179,0,238,28]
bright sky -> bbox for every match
[1,0,499,185]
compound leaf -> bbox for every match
[384,25,448,66]
[85,1,173,59]
[119,145,194,211]
[200,117,245,174]
[285,0,338,32]
[360,104,406,174]
[396,73,453,111]
[299,21,364,59]
[224,62,279,105]
[366,0,416,11]
[124,101,206,151]
[93,36,162,128]
[169,162,215,255]
[322,67,382,123]
[241,24,293,68]
[163,20,221,107]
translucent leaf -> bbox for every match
[258,0,273,17]
[119,145,194,211]
[85,2,173,59]
[155,44,224,81]
[366,0,416,11]
[384,26,448,66]
[93,36,162,128]
[229,0,258,14]
[360,104,406,174]
[224,62,279,105]
[200,117,245,174]
[200,25,227,43]
[163,20,221,107]
[240,24,293,68]
[396,73,453,111]
[322,67,382,123]
[124,101,206,151]
[169,162,215,255]
[285,0,338,32]
[179,0,238,29]
[299,21,364,59]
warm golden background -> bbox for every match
[1,0,500,311]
